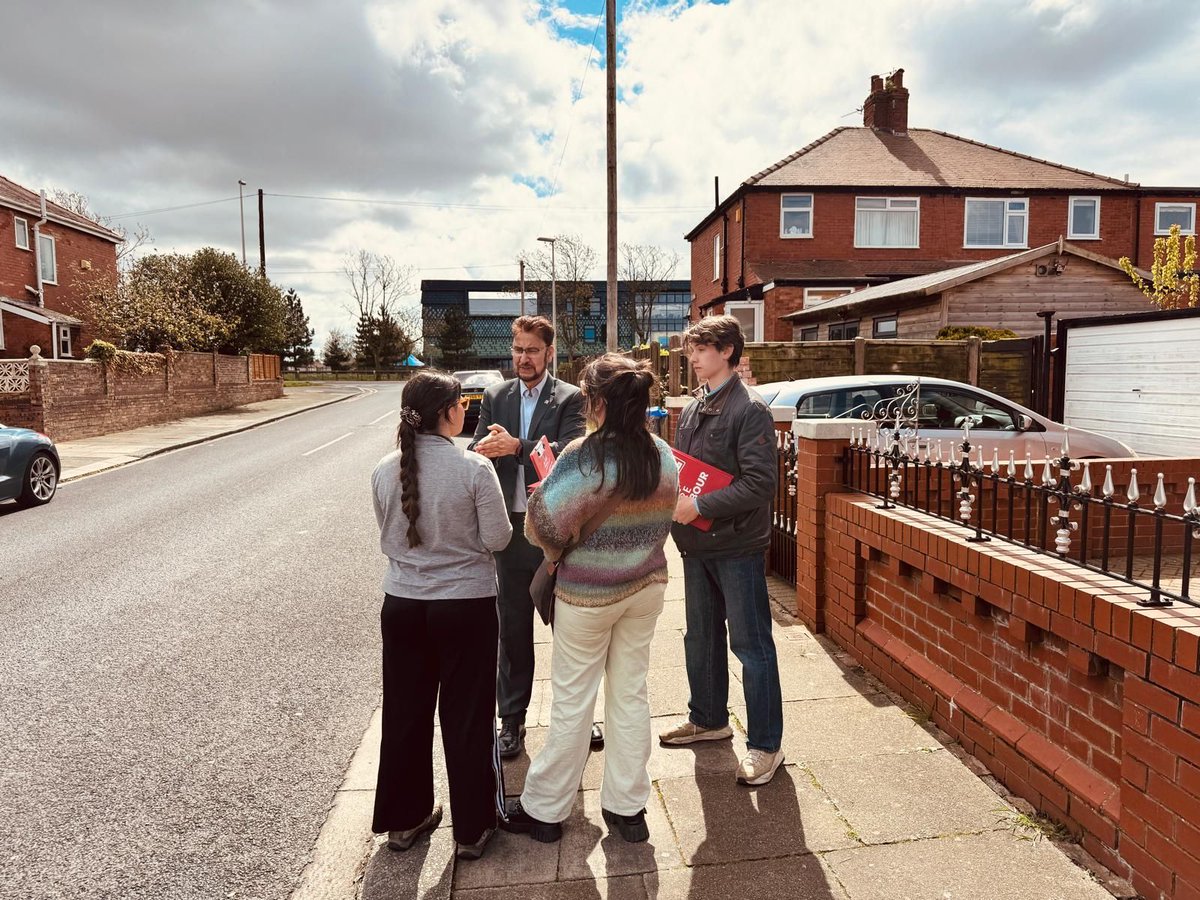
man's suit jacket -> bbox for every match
[468,375,586,510]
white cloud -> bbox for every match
[1,0,1196,354]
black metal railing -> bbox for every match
[843,424,1200,608]
[768,430,799,586]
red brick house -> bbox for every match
[686,70,1200,342]
[0,175,121,359]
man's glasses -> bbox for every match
[511,345,546,357]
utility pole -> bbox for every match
[238,179,247,267]
[257,188,266,277]
[605,0,618,351]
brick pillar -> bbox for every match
[159,345,174,398]
[27,349,47,434]
[793,420,858,632]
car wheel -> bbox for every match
[17,451,58,507]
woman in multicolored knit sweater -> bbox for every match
[501,353,679,845]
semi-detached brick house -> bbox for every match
[686,70,1200,342]
[0,175,121,359]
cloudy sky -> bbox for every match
[2,0,1197,353]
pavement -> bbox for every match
[336,548,1134,900]
[56,384,364,481]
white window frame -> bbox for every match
[38,233,58,284]
[963,197,1028,249]
[854,197,920,249]
[1068,195,1101,240]
[1155,202,1196,235]
[14,216,30,250]
[803,286,854,309]
[58,324,72,357]
[712,232,720,282]
[779,193,814,238]
[724,300,763,342]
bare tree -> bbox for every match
[523,234,597,367]
[50,189,152,270]
[619,242,680,346]
[343,250,417,375]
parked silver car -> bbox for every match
[754,375,1136,459]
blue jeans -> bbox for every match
[682,555,783,753]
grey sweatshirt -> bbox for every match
[372,435,513,599]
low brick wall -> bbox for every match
[796,421,1200,899]
[0,350,283,442]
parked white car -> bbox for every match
[753,375,1136,460]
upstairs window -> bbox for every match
[1156,202,1196,235]
[712,232,720,282]
[1068,196,1101,240]
[14,216,30,250]
[855,197,919,248]
[964,198,1028,248]
[38,233,57,284]
[780,194,813,238]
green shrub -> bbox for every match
[84,339,118,363]
[936,326,1020,341]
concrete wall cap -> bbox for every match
[792,419,866,439]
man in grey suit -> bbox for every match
[470,315,587,758]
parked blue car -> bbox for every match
[0,423,59,507]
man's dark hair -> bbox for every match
[683,314,744,366]
[512,315,554,347]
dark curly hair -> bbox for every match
[578,353,661,501]
[396,370,462,548]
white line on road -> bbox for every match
[302,432,354,457]
[367,409,397,426]
[343,387,377,404]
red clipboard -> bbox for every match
[672,449,733,531]
[528,436,556,493]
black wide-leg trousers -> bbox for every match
[371,594,505,844]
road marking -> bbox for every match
[367,409,396,426]
[302,432,353,457]
[343,386,377,404]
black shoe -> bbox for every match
[456,826,496,860]
[500,797,562,843]
[590,722,604,749]
[602,808,649,843]
[498,722,526,759]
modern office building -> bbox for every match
[420,278,691,372]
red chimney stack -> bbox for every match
[863,69,909,135]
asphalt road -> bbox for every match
[0,383,443,900]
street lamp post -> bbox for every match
[536,236,557,377]
[237,179,247,267]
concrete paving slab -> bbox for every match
[359,828,454,900]
[645,630,686,670]
[808,748,1011,845]
[656,767,857,866]
[741,696,942,764]
[500,726,550,797]
[650,855,848,900]
[451,826,561,891]
[452,874,648,900]
[654,601,688,631]
[342,708,382,792]
[823,830,1113,900]
[556,789,684,882]
[645,666,693,719]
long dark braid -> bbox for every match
[396,370,462,548]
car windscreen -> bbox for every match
[461,377,502,390]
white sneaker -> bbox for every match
[736,749,785,785]
[658,720,734,746]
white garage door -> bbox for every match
[1063,317,1200,455]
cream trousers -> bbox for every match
[520,581,666,822]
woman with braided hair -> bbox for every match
[370,370,512,861]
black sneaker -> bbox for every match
[602,808,649,843]
[500,797,562,843]
[590,722,604,749]
[498,722,526,759]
